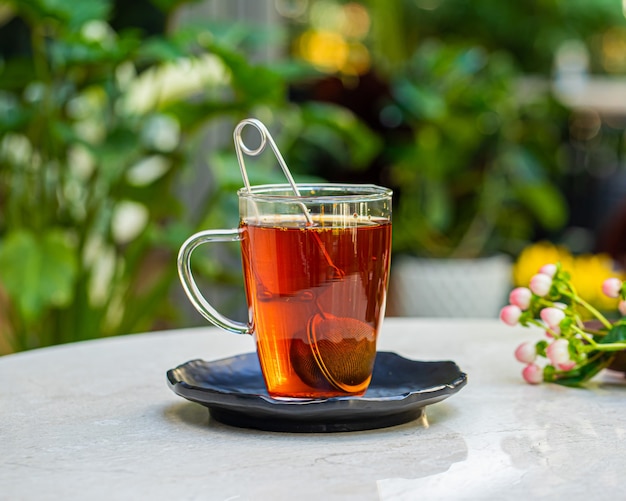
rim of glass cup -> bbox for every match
[237,183,393,203]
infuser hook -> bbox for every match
[233,118,302,196]
[233,118,313,225]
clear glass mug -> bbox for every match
[177,183,392,399]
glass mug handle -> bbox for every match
[177,229,252,335]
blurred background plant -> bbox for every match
[285,0,626,259]
[280,0,626,316]
[0,0,281,352]
[4,0,626,351]
[383,42,568,259]
[365,0,624,75]
[0,0,379,353]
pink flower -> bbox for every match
[619,299,626,317]
[509,287,532,310]
[557,360,576,371]
[500,305,522,326]
[529,273,552,297]
[602,277,623,299]
[546,339,572,367]
[522,363,543,384]
[539,263,557,277]
[540,307,566,329]
[514,341,536,364]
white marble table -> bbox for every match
[2,317,626,500]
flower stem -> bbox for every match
[528,318,560,337]
[562,290,612,329]
[572,323,626,352]
[571,325,600,348]
[583,343,626,352]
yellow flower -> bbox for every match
[513,241,573,287]
[513,241,623,313]
[570,254,623,312]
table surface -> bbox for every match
[2,317,626,500]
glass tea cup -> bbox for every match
[177,183,392,400]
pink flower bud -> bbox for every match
[529,273,552,297]
[538,263,557,277]
[619,299,626,317]
[602,277,623,299]
[500,305,522,326]
[522,363,543,384]
[509,287,532,310]
[540,307,566,329]
[557,361,576,371]
[546,339,571,366]
[514,341,536,364]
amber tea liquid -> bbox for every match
[240,216,391,399]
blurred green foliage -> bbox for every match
[386,42,569,258]
[0,0,380,353]
[358,0,626,257]
[367,0,626,74]
[4,0,624,350]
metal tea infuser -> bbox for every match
[233,118,376,392]
[234,118,313,225]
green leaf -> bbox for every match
[161,100,239,131]
[268,60,322,83]
[393,78,447,121]
[549,352,614,387]
[50,35,139,69]
[600,324,626,344]
[0,91,29,133]
[299,103,382,169]
[423,180,452,232]
[536,340,548,357]
[94,126,142,183]
[18,0,111,29]
[138,37,186,63]
[0,57,37,92]
[543,364,556,381]
[210,150,295,188]
[514,182,568,230]
[0,229,78,321]
[209,42,285,104]
[501,147,568,230]
[148,0,202,14]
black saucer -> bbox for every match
[167,351,467,433]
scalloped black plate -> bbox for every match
[167,351,467,433]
